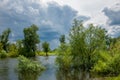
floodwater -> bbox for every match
[0,56,107,80]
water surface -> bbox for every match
[0,56,107,80]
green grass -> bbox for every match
[105,75,120,80]
[36,51,57,56]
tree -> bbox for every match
[56,34,72,70]
[8,43,18,57]
[69,20,86,70]
[59,35,65,44]
[0,28,11,52]
[69,19,107,71]
[0,42,3,52]
[42,41,50,56]
[22,24,40,57]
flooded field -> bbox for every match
[0,56,109,80]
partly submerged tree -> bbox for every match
[69,19,107,71]
[42,41,50,56]
[21,24,40,57]
[0,28,11,52]
[56,34,72,70]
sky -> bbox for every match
[0,0,120,49]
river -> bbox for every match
[0,56,107,80]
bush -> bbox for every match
[8,52,18,57]
[91,60,110,75]
[0,50,7,58]
[56,44,72,70]
[91,51,120,76]
[109,54,120,75]
[8,44,18,57]
[18,55,45,73]
[106,75,120,80]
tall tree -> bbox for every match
[0,28,11,52]
[42,41,50,56]
[69,19,107,71]
[22,24,40,57]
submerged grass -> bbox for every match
[18,55,45,74]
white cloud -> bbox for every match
[42,0,120,27]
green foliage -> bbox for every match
[18,55,45,80]
[22,24,40,57]
[0,28,11,52]
[0,50,7,58]
[36,51,56,56]
[106,75,120,80]
[8,43,18,57]
[42,41,50,56]
[18,55,45,73]
[0,42,3,51]
[92,50,120,76]
[91,51,111,75]
[109,54,120,75]
[69,19,107,71]
[18,72,40,80]
[109,38,120,56]
[59,35,65,44]
[56,43,72,70]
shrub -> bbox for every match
[0,50,7,58]
[8,52,18,57]
[106,75,120,80]
[91,51,120,76]
[18,55,45,74]
[56,44,72,70]
[8,44,18,57]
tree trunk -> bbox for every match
[46,52,48,56]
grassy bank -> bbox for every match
[36,51,57,56]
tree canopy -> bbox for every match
[22,24,40,57]
[69,19,107,71]
[42,41,50,56]
[0,28,11,52]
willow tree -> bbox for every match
[22,24,40,57]
[69,19,107,71]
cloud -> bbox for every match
[107,25,120,37]
[0,0,90,49]
[103,3,120,26]
[102,3,120,37]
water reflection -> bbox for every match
[0,58,18,80]
[18,72,40,80]
[37,56,57,80]
[56,69,90,80]
[0,59,9,80]
[0,56,106,80]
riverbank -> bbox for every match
[36,51,57,56]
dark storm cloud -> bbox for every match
[103,4,120,26]
[0,0,90,48]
